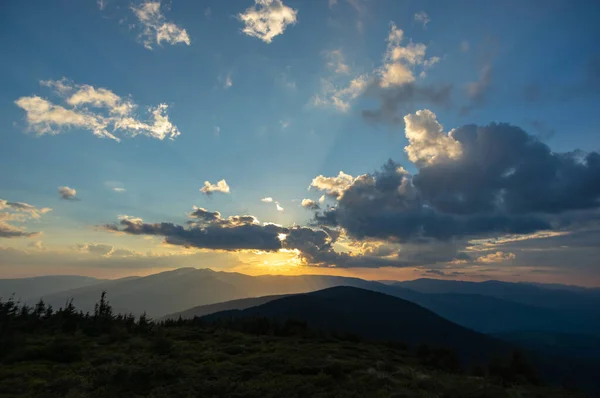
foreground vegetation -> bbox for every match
[0,294,580,398]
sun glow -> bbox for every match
[278,233,287,241]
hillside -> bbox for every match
[202,286,510,364]
[0,294,577,398]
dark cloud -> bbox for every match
[0,225,38,238]
[105,207,456,269]
[361,82,453,125]
[107,216,286,252]
[414,123,600,214]
[312,121,600,244]
[423,269,464,277]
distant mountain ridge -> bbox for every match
[0,275,107,301]
[1,268,598,337]
[395,278,600,311]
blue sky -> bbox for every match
[1,0,599,285]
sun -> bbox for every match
[278,233,287,241]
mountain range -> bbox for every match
[3,268,599,337]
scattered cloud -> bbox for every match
[309,171,356,199]
[113,187,126,192]
[97,0,107,10]
[423,269,463,277]
[414,11,430,28]
[15,79,180,142]
[238,0,298,44]
[476,251,516,263]
[58,186,79,201]
[312,75,370,112]
[200,179,230,195]
[0,199,51,239]
[0,200,52,219]
[131,0,190,50]
[301,199,320,210]
[313,22,442,115]
[460,40,470,52]
[324,49,350,74]
[204,7,211,17]
[261,197,284,212]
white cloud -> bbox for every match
[312,22,439,112]
[379,23,431,87]
[15,79,180,142]
[214,126,221,137]
[301,198,320,210]
[276,202,284,212]
[113,187,126,192]
[414,11,430,28]
[279,120,290,129]
[200,179,230,195]
[238,0,298,44]
[319,195,326,204]
[312,75,369,112]
[261,197,274,203]
[324,49,350,74]
[403,109,462,166]
[309,171,356,198]
[98,0,107,10]
[131,0,190,50]
[58,186,78,201]
[476,251,516,263]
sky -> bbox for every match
[1,0,599,286]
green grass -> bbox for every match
[0,326,578,398]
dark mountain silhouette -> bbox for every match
[202,286,510,364]
[201,286,600,395]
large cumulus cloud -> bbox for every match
[311,110,600,245]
